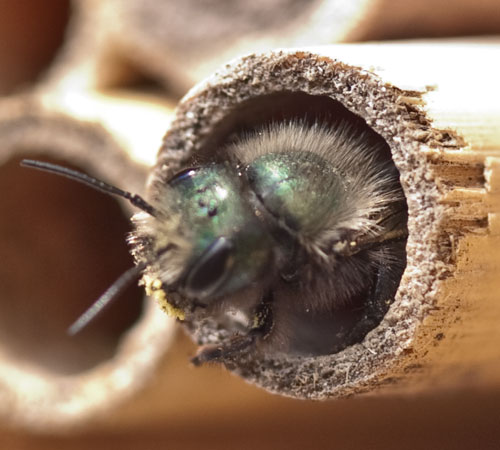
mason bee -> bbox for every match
[22,120,407,366]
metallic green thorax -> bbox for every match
[246,151,345,237]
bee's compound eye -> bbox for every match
[184,236,234,301]
[167,167,200,186]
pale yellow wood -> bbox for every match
[39,89,176,167]
[308,41,500,151]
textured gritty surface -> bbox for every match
[150,50,462,399]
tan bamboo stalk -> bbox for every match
[0,91,175,431]
[148,40,500,399]
[44,0,500,95]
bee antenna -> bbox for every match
[20,159,158,217]
[68,262,147,336]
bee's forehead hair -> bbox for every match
[228,121,402,251]
[229,120,377,165]
[128,202,193,286]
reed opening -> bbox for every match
[0,154,144,375]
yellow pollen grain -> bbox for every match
[144,275,185,320]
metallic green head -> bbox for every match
[163,163,274,303]
[135,147,350,317]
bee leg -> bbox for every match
[191,333,259,366]
[345,243,406,346]
[191,291,274,366]
[332,228,408,258]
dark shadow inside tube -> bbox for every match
[196,92,395,166]
[0,154,144,375]
[0,0,71,95]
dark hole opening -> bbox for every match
[193,92,394,167]
[0,0,71,95]
[95,52,187,101]
[0,154,144,375]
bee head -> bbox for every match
[132,163,275,314]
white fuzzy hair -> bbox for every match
[229,121,402,260]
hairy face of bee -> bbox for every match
[131,121,408,364]
[157,165,275,302]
